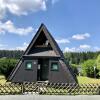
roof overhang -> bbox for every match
[23,55,61,59]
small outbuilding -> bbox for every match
[8,24,77,83]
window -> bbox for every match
[26,62,32,70]
[51,62,59,71]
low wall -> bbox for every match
[0,95,100,100]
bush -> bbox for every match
[0,58,18,78]
[95,54,100,77]
[96,54,100,70]
[82,59,96,78]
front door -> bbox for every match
[37,59,49,81]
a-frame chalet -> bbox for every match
[8,24,77,83]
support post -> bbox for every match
[21,83,24,94]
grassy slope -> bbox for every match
[77,76,100,84]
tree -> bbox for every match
[0,58,18,78]
[96,54,100,76]
[82,59,96,77]
[96,55,100,69]
[0,50,24,59]
[64,51,99,65]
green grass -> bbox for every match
[77,76,100,84]
[0,75,7,84]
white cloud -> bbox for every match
[16,42,29,50]
[94,46,100,51]
[64,47,79,52]
[0,43,7,50]
[0,20,34,36]
[0,43,7,47]
[72,33,90,40]
[51,0,59,5]
[0,4,6,19]
[64,44,91,52]
[0,28,5,35]
[56,39,70,44]
[0,48,6,50]
[79,44,91,49]
[0,0,47,19]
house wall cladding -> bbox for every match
[12,60,38,82]
[49,59,76,83]
[11,58,75,83]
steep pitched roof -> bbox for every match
[8,24,64,81]
[24,23,64,57]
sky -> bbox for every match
[0,0,100,52]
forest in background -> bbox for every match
[64,51,100,65]
[0,50,100,64]
[0,50,100,79]
[0,50,24,59]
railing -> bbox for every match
[0,82,100,95]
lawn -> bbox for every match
[0,75,7,84]
[77,76,100,84]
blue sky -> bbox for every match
[0,0,100,52]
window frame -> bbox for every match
[51,61,59,71]
[25,61,33,70]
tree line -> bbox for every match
[64,51,100,65]
[0,50,24,59]
[0,50,100,64]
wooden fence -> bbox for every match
[0,82,100,95]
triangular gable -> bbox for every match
[8,24,64,81]
[24,24,64,57]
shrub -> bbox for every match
[82,59,96,78]
[95,54,100,77]
[0,58,18,78]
